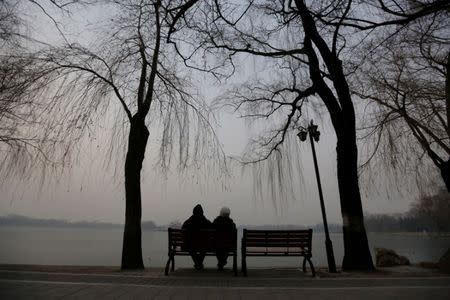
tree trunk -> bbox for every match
[121,116,149,270]
[443,53,450,193]
[444,52,449,138]
[292,1,374,270]
[440,159,450,193]
[336,130,375,271]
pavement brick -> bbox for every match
[1,269,450,299]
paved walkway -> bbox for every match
[0,267,449,299]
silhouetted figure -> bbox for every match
[182,204,212,270]
[213,207,236,271]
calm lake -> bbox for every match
[0,226,449,268]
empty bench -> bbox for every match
[165,228,237,276]
[241,229,315,277]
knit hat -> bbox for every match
[193,204,204,216]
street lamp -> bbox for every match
[297,120,337,273]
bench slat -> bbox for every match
[247,231,309,236]
[242,229,312,255]
[244,243,310,248]
[244,237,311,242]
[245,230,310,233]
[244,238,310,242]
[241,229,315,277]
[244,240,310,244]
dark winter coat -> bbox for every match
[182,215,212,231]
[213,216,236,232]
[182,204,212,231]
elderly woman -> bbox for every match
[212,207,236,270]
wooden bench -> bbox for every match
[241,229,315,277]
[165,228,237,276]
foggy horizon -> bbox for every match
[0,113,422,227]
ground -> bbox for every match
[0,265,449,299]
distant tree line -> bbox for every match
[0,214,121,228]
[238,223,343,233]
[238,189,450,233]
[2,191,450,232]
[0,214,161,230]
[365,189,450,233]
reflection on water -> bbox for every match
[0,227,449,268]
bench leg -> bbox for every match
[165,255,172,276]
[233,253,237,276]
[242,255,247,276]
[302,257,307,272]
[171,256,175,272]
[307,257,316,277]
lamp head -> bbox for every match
[297,130,308,142]
[309,124,318,135]
[313,131,320,142]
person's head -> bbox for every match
[219,206,231,218]
[193,204,204,216]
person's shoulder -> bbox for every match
[226,217,235,223]
[202,216,212,224]
[182,216,193,228]
[226,217,236,228]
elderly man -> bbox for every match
[182,204,212,270]
[212,207,236,270]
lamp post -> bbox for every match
[298,120,337,273]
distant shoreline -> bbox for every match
[0,224,166,230]
[1,224,449,235]
[0,214,162,230]
[2,214,450,234]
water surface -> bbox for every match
[0,227,448,268]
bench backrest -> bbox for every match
[168,228,237,253]
[242,229,312,254]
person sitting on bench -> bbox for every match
[213,207,236,271]
[182,204,212,270]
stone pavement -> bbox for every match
[0,267,449,299]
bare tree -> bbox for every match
[352,1,450,192]
[0,1,20,46]
[170,0,378,270]
[0,0,86,178]
[313,1,450,30]
[2,0,226,269]
[156,0,450,272]
[172,0,450,270]
[1,1,30,173]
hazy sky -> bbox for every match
[0,111,416,226]
[0,1,429,226]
